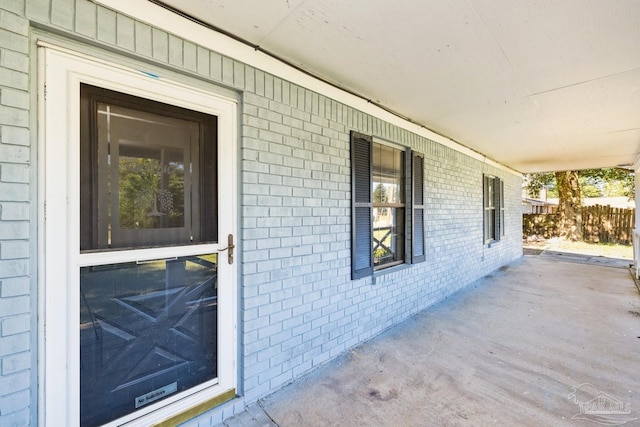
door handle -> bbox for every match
[218,234,235,264]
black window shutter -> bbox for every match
[499,178,505,238]
[491,178,500,240]
[351,131,373,279]
[412,151,426,263]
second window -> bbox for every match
[351,131,425,279]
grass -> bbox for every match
[523,237,633,259]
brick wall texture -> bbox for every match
[0,1,522,425]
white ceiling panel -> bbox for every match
[159,0,640,173]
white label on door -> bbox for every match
[134,382,178,408]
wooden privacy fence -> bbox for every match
[582,205,635,244]
[523,205,635,245]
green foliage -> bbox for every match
[119,157,161,229]
[373,183,388,217]
[525,168,634,200]
[374,247,388,259]
[524,172,554,198]
[603,180,629,197]
[578,175,602,197]
[373,183,388,203]
[119,156,185,229]
[579,168,634,198]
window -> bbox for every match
[373,143,405,268]
[351,131,425,279]
[483,174,505,243]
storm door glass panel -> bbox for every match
[81,84,218,251]
[372,143,405,268]
[96,103,199,249]
[80,254,218,427]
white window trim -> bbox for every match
[371,140,407,270]
[483,174,503,244]
[38,45,238,427]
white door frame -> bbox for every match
[38,45,237,426]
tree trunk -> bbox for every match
[555,170,582,241]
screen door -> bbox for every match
[78,85,222,426]
[41,48,237,427]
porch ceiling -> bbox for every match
[158,0,640,173]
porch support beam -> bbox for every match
[632,156,640,278]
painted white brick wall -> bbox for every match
[238,86,522,406]
[0,2,32,425]
[0,1,522,425]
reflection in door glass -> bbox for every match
[80,254,218,427]
[96,102,196,247]
[80,84,220,251]
[117,142,186,230]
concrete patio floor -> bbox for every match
[217,253,640,426]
